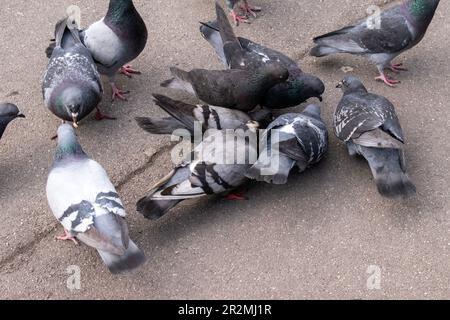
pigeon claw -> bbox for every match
[388,63,408,73]
[375,74,401,87]
[224,192,248,201]
[230,10,250,26]
[111,84,130,101]
[95,108,116,121]
[240,3,261,18]
[56,229,78,245]
[119,65,142,78]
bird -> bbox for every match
[136,121,259,220]
[310,0,440,87]
[46,124,146,274]
[0,103,25,140]
[246,105,328,184]
[135,93,271,136]
[200,2,324,108]
[42,18,104,127]
[226,0,262,26]
[160,63,289,112]
[46,0,148,101]
[334,76,416,198]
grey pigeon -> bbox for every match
[160,64,288,112]
[43,18,103,127]
[46,124,146,274]
[137,121,259,219]
[226,0,262,25]
[200,3,324,108]
[310,0,440,86]
[136,94,270,135]
[246,105,328,184]
[0,103,25,140]
[46,0,148,100]
[334,76,416,198]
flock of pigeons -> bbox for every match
[0,0,440,274]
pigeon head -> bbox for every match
[54,124,85,161]
[57,86,99,127]
[302,104,322,119]
[336,76,368,94]
[0,103,25,139]
[299,74,325,102]
[0,103,25,120]
[245,120,260,131]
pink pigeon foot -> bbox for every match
[111,83,130,101]
[389,63,408,73]
[95,108,116,121]
[230,10,250,26]
[119,65,142,78]
[240,1,262,18]
[224,192,248,201]
[375,73,401,87]
[56,229,78,245]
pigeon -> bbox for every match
[334,76,416,198]
[43,18,104,127]
[135,93,271,136]
[199,3,324,108]
[136,121,259,219]
[160,63,288,112]
[0,103,25,140]
[46,0,148,100]
[246,105,328,184]
[46,124,146,274]
[310,0,440,86]
[226,0,262,25]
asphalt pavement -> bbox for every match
[0,0,449,299]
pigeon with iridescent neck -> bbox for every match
[0,103,25,140]
[310,0,440,86]
[200,2,324,108]
[46,124,146,274]
[43,18,103,127]
[80,0,148,100]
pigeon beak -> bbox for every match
[17,113,25,118]
[71,113,79,128]
[336,82,343,89]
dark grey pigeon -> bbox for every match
[334,76,416,198]
[160,63,288,112]
[226,0,262,25]
[310,0,440,86]
[137,121,259,220]
[46,0,148,101]
[43,18,103,127]
[0,103,25,140]
[200,3,324,108]
[47,124,146,274]
[136,94,270,135]
[246,105,328,184]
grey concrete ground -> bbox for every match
[0,0,449,299]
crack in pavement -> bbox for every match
[0,143,173,270]
[0,0,402,272]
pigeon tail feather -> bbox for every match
[136,196,181,220]
[97,240,146,274]
[310,45,342,57]
[360,146,416,199]
[135,117,185,135]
